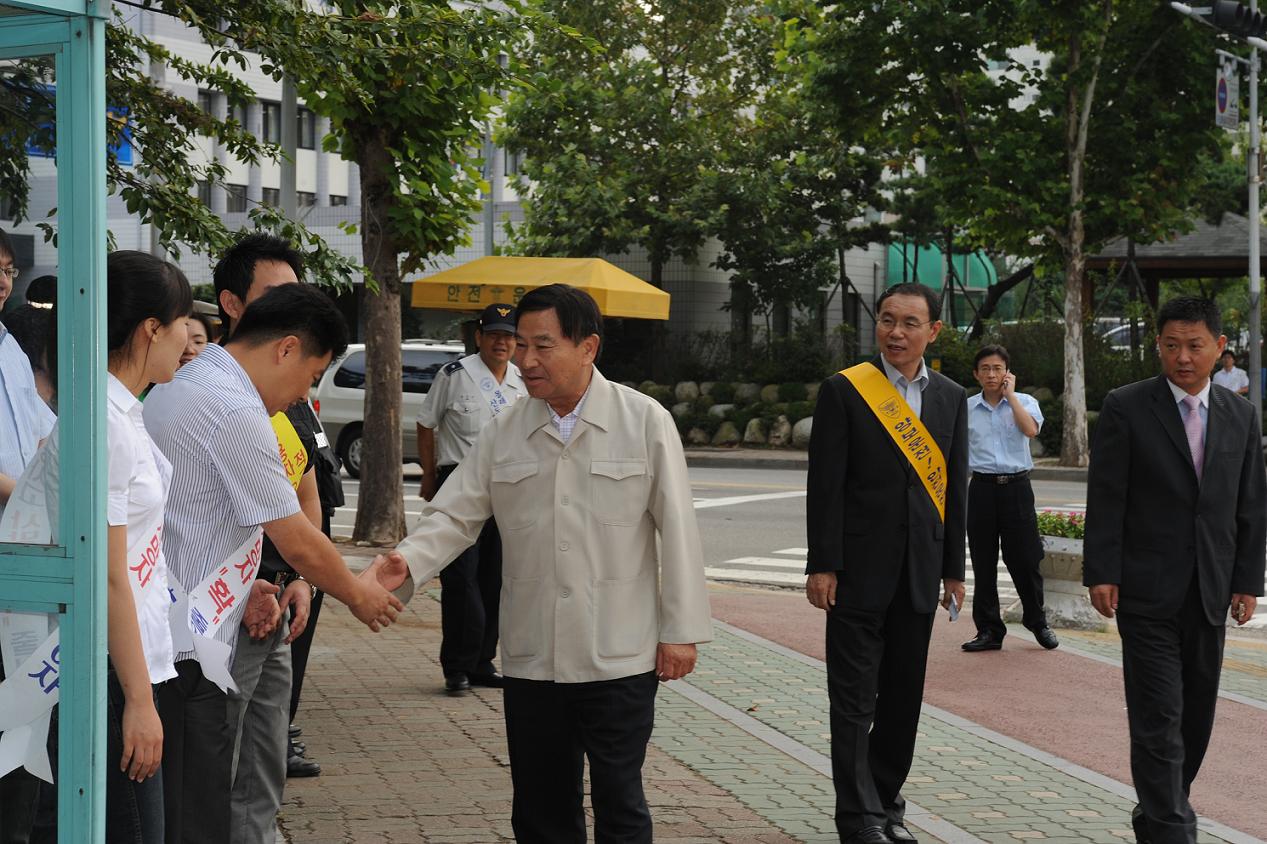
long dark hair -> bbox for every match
[106,250,193,356]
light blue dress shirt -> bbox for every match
[0,321,56,487]
[880,356,929,419]
[967,391,1043,474]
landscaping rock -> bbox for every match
[743,418,768,445]
[712,421,741,446]
[759,384,781,404]
[707,403,735,418]
[1031,387,1056,403]
[699,381,715,397]
[1030,437,1045,459]
[805,382,820,403]
[675,381,700,402]
[645,385,674,407]
[768,415,793,447]
[686,427,711,446]
[671,402,693,419]
[734,382,761,403]
[792,417,813,448]
[638,380,657,394]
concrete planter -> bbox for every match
[1033,536,1106,631]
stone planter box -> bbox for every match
[1014,536,1105,631]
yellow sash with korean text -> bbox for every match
[840,363,946,523]
[270,412,308,491]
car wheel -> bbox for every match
[339,426,363,479]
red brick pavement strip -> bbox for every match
[278,578,795,843]
[707,582,1267,842]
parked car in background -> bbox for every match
[312,341,465,478]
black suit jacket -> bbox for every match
[1084,376,1267,625]
[806,358,969,614]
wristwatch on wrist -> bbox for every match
[295,574,317,600]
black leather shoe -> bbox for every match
[1034,627,1060,650]
[885,822,918,842]
[289,738,306,757]
[843,826,893,844]
[468,670,504,688]
[286,752,321,778]
[444,672,471,693]
[288,723,302,739]
[962,633,1003,652]
[1131,804,1151,843]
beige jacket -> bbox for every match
[396,368,713,683]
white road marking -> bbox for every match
[773,547,807,556]
[692,490,807,510]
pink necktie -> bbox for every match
[1182,395,1204,482]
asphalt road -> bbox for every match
[330,466,1089,569]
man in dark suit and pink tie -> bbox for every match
[1084,296,1266,844]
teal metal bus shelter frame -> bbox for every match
[0,1,107,841]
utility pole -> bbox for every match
[1250,25,1262,408]
[1173,1,1264,406]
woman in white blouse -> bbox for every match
[29,251,192,843]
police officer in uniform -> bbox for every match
[416,303,525,692]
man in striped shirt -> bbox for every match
[144,283,404,844]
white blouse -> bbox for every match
[106,374,177,684]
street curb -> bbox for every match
[683,448,1092,481]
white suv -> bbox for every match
[312,341,465,478]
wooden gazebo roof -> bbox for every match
[1087,212,1267,279]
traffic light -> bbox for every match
[1212,0,1267,39]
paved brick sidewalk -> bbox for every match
[278,582,795,843]
[279,559,1262,843]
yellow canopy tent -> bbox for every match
[409,256,671,320]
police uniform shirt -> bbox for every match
[417,354,526,467]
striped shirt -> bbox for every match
[548,382,592,444]
[143,343,300,663]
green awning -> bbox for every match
[887,242,997,291]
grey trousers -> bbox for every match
[227,624,291,844]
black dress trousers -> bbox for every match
[436,463,502,676]
[826,565,935,838]
[502,671,658,844]
[1117,577,1225,844]
[967,476,1047,639]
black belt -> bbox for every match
[972,470,1031,484]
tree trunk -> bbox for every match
[1058,10,1109,468]
[352,130,406,543]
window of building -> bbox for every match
[196,180,211,207]
[260,100,281,143]
[227,101,247,127]
[330,194,348,207]
[226,183,248,213]
[298,107,316,150]
[504,148,524,176]
[262,187,280,207]
[197,89,214,115]
[297,191,316,207]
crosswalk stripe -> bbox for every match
[773,547,807,556]
[718,556,808,571]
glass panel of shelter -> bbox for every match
[0,5,110,841]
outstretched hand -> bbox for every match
[243,580,282,640]
[364,551,410,593]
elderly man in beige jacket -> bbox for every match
[380,283,712,843]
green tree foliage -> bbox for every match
[500,0,768,288]
[159,0,528,543]
[813,1,1224,465]
[704,2,887,341]
[0,9,356,283]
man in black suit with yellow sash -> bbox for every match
[806,282,969,844]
